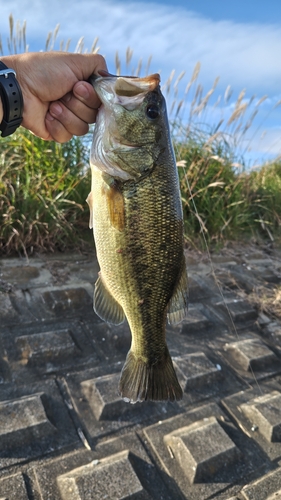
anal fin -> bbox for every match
[94,274,125,325]
[167,256,188,325]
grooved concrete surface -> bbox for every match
[1,246,281,499]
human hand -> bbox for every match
[0,51,107,142]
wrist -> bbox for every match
[0,57,24,137]
[0,56,14,124]
[0,55,18,74]
[0,96,3,124]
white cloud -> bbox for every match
[247,127,281,158]
[1,0,280,163]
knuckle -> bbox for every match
[94,54,107,68]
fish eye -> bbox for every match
[146,104,160,120]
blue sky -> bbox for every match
[0,0,281,167]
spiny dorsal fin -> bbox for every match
[167,256,188,325]
[94,274,125,325]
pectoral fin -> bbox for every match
[167,258,188,325]
[94,274,125,325]
[86,191,94,229]
[105,183,125,231]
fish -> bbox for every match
[87,70,188,403]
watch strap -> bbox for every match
[0,61,23,137]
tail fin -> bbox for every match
[119,346,183,403]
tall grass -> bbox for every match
[1,16,281,255]
[177,142,248,246]
[176,132,281,247]
[163,60,281,247]
[0,129,90,255]
[244,162,281,241]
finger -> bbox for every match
[60,83,99,124]
[45,112,73,143]
[48,101,91,137]
[73,81,101,111]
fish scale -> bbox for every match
[87,71,188,402]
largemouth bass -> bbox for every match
[87,70,188,403]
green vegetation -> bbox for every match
[1,16,281,255]
[177,137,281,248]
[2,123,281,256]
[0,129,91,255]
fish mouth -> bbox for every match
[89,71,160,103]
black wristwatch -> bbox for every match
[0,61,23,137]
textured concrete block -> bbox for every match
[0,292,19,324]
[5,319,97,378]
[180,306,211,333]
[0,356,9,384]
[164,416,240,483]
[15,329,80,365]
[216,298,257,322]
[65,368,164,442]
[0,265,39,284]
[0,473,29,499]
[81,373,124,420]
[222,382,281,461]
[240,391,281,442]
[174,352,221,391]
[2,249,281,500]
[144,402,262,499]
[0,393,56,450]
[264,323,281,354]
[245,258,273,267]
[80,372,155,421]
[42,286,92,315]
[57,450,149,500]
[34,434,170,499]
[0,379,79,469]
[242,467,281,500]
[185,276,207,301]
[224,338,277,371]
